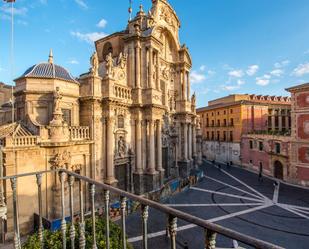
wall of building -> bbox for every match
[289,84,309,186]
[202,140,241,165]
[241,134,291,180]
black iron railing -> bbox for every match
[0,169,284,249]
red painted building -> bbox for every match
[241,82,309,186]
[287,83,309,186]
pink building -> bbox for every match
[241,82,309,186]
[287,83,309,186]
[241,134,291,180]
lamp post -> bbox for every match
[0,148,7,244]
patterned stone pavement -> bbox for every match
[126,160,309,249]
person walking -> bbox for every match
[258,163,263,182]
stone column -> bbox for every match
[285,115,289,130]
[271,110,276,131]
[279,113,283,131]
[181,71,185,100]
[192,124,197,158]
[142,120,147,171]
[188,124,192,160]
[156,120,163,172]
[183,123,188,160]
[135,119,143,174]
[106,117,117,184]
[156,52,160,90]
[135,41,141,88]
[187,71,190,101]
[147,120,156,174]
[148,47,153,88]
[178,123,182,160]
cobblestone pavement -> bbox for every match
[126,160,309,249]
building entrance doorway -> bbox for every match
[274,161,284,180]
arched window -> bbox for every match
[103,42,113,59]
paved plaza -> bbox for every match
[126,161,309,249]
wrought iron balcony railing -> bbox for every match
[0,169,284,249]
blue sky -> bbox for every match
[1,0,309,108]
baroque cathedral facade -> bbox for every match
[0,0,200,236]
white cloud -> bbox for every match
[270,69,284,77]
[71,31,107,44]
[75,0,88,9]
[246,65,259,76]
[17,20,28,26]
[305,50,309,55]
[256,74,271,86]
[292,63,309,77]
[237,79,245,85]
[228,69,244,78]
[274,60,290,68]
[0,6,28,16]
[223,85,240,91]
[199,65,206,71]
[207,70,216,76]
[190,71,206,84]
[67,59,79,65]
[97,19,107,28]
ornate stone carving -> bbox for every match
[105,52,114,77]
[50,151,71,169]
[191,92,196,106]
[90,51,99,76]
[117,136,127,158]
[117,52,127,69]
[53,87,62,113]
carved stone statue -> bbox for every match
[191,92,196,106]
[53,87,62,113]
[117,136,127,157]
[105,52,114,77]
[117,52,127,69]
[90,51,99,76]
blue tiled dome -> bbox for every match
[20,62,78,83]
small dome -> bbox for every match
[20,63,78,83]
[17,50,78,84]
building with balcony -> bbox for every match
[197,94,291,165]
[240,82,309,186]
[0,0,200,240]
[241,133,291,180]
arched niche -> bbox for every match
[153,27,179,62]
[102,42,113,59]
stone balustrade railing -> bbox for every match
[69,126,90,141]
[114,84,132,100]
[4,136,39,148]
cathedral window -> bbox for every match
[62,109,71,125]
[118,115,124,129]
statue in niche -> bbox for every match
[117,52,127,69]
[105,52,114,76]
[117,136,127,157]
[53,87,62,113]
[90,51,99,76]
[191,92,196,106]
